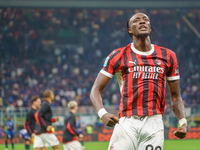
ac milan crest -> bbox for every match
[155,59,161,65]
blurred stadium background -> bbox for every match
[0,0,200,149]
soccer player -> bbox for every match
[90,12,187,150]
[62,101,84,150]
[76,115,85,148]
[5,116,15,150]
[18,129,31,150]
[24,96,41,140]
[34,90,60,150]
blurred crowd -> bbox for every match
[0,8,200,114]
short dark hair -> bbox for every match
[30,96,40,104]
[126,15,156,38]
[126,17,133,38]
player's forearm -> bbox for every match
[67,121,79,136]
[38,104,49,128]
[27,129,33,136]
[38,115,48,129]
[72,126,79,136]
[171,96,186,120]
[90,73,111,113]
[90,86,104,112]
[25,122,32,135]
[25,116,32,134]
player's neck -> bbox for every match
[32,105,37,110]
[132,36,151,52]
[44,98,52,104]
[70,109,76,114]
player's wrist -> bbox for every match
[46,125,51,130]
[179,118,187,127]
[98,108,108,118]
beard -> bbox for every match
[137,32,150,38]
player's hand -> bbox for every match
[55,116,60,122]
[77,134,84,141]
[31,133,35,137]
[19,134,22,139]
[31,134,35,143]
[101,113,119,127]
[46,125,54,132]
[174,124,187,139]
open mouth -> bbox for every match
[139,26,147,30]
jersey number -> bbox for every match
[146,144,162,150]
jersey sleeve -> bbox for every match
[166,52,180,81]
[51,118,56,123]
[100,50,122,78]
[35,103,50,129]
[66,116,79,136]
[24,111,33,135]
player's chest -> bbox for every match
[121,55,167,80]
[7,122,13,126]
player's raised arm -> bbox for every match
[90,72,119,127]
[167,79,187,139]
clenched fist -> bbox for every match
[101,113,119,127]
[174,124,187,139]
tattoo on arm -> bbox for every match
[168,80,186,120]
[171,98,185,120]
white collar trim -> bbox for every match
[131,43,154,55]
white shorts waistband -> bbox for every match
[125,114,162,120]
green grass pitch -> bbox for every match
[0,140,199,150]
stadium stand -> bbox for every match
[0,8,199,115]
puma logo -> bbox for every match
[129,60,137,65]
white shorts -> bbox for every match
[108,114,164,150]
[63,141,83,150]
[33,133,59,148]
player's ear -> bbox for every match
[150,24,152,32]
[128,27,133,34]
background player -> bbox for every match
[18,129,31,150]
[62,101,84,150]
[5,116,15,150]
[34,90,60,150]
[24,96,41,141]
[90,12,187,150]
[76,115,85,149]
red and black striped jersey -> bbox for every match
[101,43,180,117]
